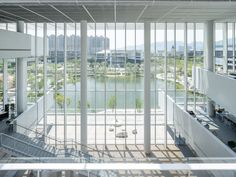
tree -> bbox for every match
[108,95,116,112]
[55,93,71,109]
[55,93,64,109]
[135,98,142,113]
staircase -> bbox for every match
[0,133,57,157]
[0,124,117,177]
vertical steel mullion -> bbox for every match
[55,23,58,147]
[193,23,196,113]
[173,23,177,144]
[64,23,67,147]
[35,23,38,136]
[174,23,176,103]
[213,22,216,72]
[124,23,127,147]
[154,23,157,145]
[35,23,38,103]
[95,23,97,145]
[6,23,8,30]
[43,23,47,143]
[3,59,7,108]
[233,23,235,73]
[164,22,167,148]
[184,22,188,111]
[114,22,117,145]
[74,23,77,144]
[134,23,137,145]
[104,23,107,147]
[223,22,228,74]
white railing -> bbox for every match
[0,162,235,174]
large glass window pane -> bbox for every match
[176,23,185,106]
[215,23,223,73]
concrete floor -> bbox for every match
[84,144,213,177]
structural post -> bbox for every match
[204,20,215,117]
[16,21,27,115]
[80,21,87,151]
[223,22,228,74]
[144,21,151,155]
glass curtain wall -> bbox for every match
[26,23,36,104]
[187,23,194,110]
[214,23,236,73]
[23,22,208,147]
[195,23,205,110]
[215,23,224,73]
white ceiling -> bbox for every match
[0,1,236,23]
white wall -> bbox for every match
[195,68,236,116]
[15,91,54,133]
[174,102,236,177]
[0,29,31,58]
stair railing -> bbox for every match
[14,123,111,158]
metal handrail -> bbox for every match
[15,123,111,157]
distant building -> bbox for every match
[96,50,143,67]
[47,35,110,63]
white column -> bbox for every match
[223,22,228,73]
[164,22,167,148]
[3,60,8,106]
[184,22,188,111]
[204,20,215,117]
[16,21,27,115]
[80,21,87,151]
[144,21,151,155]
[204,21,214,71]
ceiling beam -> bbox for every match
[0,14,15,23]
[0,9,33,22]
[156,5,179,22]
[19,5,55,23]
[82,5,96,23]
[49,5,75,22]
[136,4,148,22]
